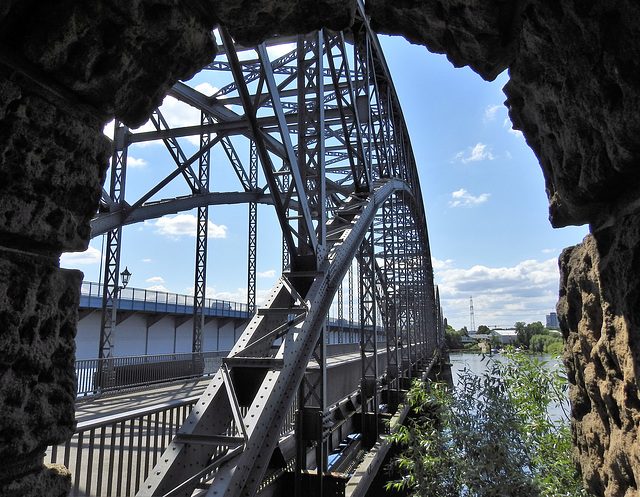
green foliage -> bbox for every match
[476,325,491,335]
[529,333,563,354]
[515,321,555,349]
[386,350,588,497]
[445,328,468,349]
[498,351,581,495]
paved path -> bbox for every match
[75,377,212,423]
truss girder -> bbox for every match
[247,142,258,313]
[90,1,442,493]
[139,178,411,497]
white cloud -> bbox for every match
[60,246,102,267]
[257,269,277,278]
[141,258,152,263]
[148,214,228,239]
[103,119,116,140]
[195,82,218,96]
[126,84,220,147]
[435,258,560,330]
[147,284,170,293]
[432,257,454,270]
[159,95,200,128]
[127,157,147,168]
[460,142,496,163]
[266,42,296,60]
[484,104,502,122]
[146,276,165,284]
[504,118,524,138]
[449,188,490,208]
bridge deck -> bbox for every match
[75,378,211,424]
[75,349,364,423]
[79,349,365,423]
[49,348,435,497]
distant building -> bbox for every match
[493,329,517,345]
[546,312,559,328]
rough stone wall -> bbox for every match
[0,1,217,495]
[1,0,639,495]
[558,219,640,496]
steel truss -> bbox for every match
[94,1,442,494]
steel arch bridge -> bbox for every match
[93,2,445,495]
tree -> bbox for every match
[445,327,467,349]
[386,350,589,497]
[527,321,546,337]
[476,324,491,335]
[515,321,530,347]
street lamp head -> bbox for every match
[120,266,131,289]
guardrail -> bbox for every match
[51,386,299,497]
[47,397,199,497]
[76,345,373,398]
[76,352,227,398]
[58,344,406,495]
[80,281,253,318]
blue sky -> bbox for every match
[61,34,588,332]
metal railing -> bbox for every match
[80,281,253,318]
[75,345,361,398]
[56,344,398,495]
[47,398,199,497]
[76,352,227,397]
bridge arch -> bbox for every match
[92,2,444,495]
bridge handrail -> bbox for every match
[75,351,227,397]
[80,281,254,315]
[56,344,401,497]
[47,396,199,497]
[75,344,365,398]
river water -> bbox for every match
[448,351,570,423]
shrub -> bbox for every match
[386,350,589,497]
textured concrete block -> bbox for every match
[505,1,640,228]
[0,248,80,471]
[0,0,217,127]
[559,211,640,495]
[0,75,110,252]
[367,0,522,80]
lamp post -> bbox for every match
[120,266,131,291]
[97,266,132,392]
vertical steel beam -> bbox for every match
[247,141,258,313]
[192,112,211,353]
[294,32,329,494]
[99,121,128,360]
[296,31,326,261]
[358,223,378,446]
[349,262,354,342]
[337,282,344,344]
[382,197,400,403]
[325,32,370,193]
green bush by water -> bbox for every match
[386,350,589,497]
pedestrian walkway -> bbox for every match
[75,377,211,423]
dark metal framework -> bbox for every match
[93,1,444,495]
[98,122,128,360]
